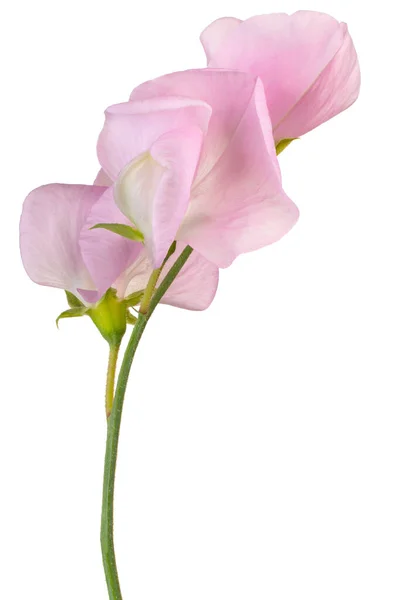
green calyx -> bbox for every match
[56,288,145,345]
[87,289,127,346]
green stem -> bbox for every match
[139,267,162,315]
[100,245,193,599]
[106,345,120,419]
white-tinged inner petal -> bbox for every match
[115,152,166,258]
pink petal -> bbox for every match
[115,126,204,268]
[161,245,219,310]
[117,243,219,311]
[97,96,211,182]
[130,69,262,182]
[94,168,113,186]
[273,23,361,140]
[201,11,360,138]
[178,79,299,267]
[130,69,298,266]
[200,17,242,62]
[20,184,104,298]
[79,186,143,300]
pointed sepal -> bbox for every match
[56,306,88,328]
[90,223,144,243]
[65,290,85,308]
[126,309,137,326]
[124,291,144,308]
[275,138,298,156]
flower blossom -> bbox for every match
[200,11,361,143]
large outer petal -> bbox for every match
[130,69,298,267]
[20,184,104,298]
[177,79,299,267]
[115,243,219,311]
[114,126,204,267]
[79,186,143,301]
[130,69,262,182]
[201,11,360,139]
[273,23,361,140]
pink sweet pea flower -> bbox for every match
[19,183,219,310]
[200,11,361,142]
[97,69,299,270]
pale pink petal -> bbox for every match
[94,168,113,186]
[79,186,142,300]
[115,126,204,268]
[201,11,360,138]
[117,244,219,311]
[161,245,219,310]
[130,69,261,182]
[20,184,104,298]
[177,79,299,267]
[97,97,211,182]
[200,17,242,62]
[273,23,361,140]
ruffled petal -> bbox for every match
[177,79,299,266]
[201,11,360,137]
[97,96,211,181]
[273,23,361,140]
[20,184,104,298]
[200,17,242,62]
[130,69,261,181]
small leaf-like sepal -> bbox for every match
[126,309,137,326]
[65,290,84,308]
[124,291,144,308]
[90,223,144,243]
[56,307,88,328]
[275,138,298,156]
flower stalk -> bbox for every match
[105,344,120,419]
[100,245,193,599]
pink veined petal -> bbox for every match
[200,17,242,62]
[273,23,361,140]
[97,96,211,182]
[177,79,299,267]
[79,186,143,301]
[115,126,204,268]
[201,11,359,135]
[130,69,264,182]
[116,243,219,311]
[19,184,105,299]
[94,168,113,187]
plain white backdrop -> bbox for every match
[1,0,399,598]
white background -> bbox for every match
[1,0,399,598]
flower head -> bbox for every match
[97,69,298,270]
[201,11,361,142]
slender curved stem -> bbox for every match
[100,245,193,599]
[105,345,120,418]
[139,267,161,315]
